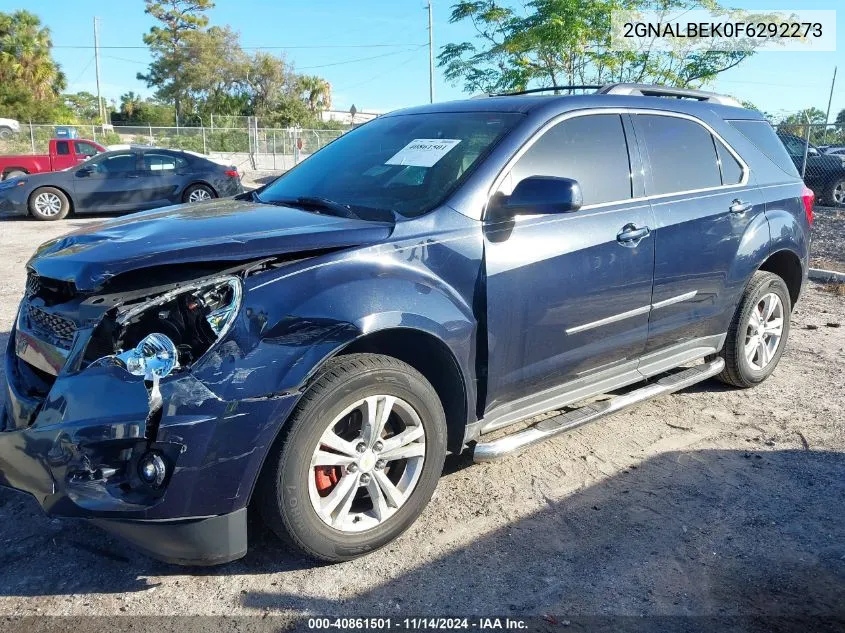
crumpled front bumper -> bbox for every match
[1,324,299,565]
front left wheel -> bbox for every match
[257,353,447,562]
[29,187,70,221]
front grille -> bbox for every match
[25,271,76,305]
[25,271,41,297]
[26,304,77,347]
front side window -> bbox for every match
[508,114,633,205]
[257,112,523,218]
[90,152,137,174]
[637,115,722,195]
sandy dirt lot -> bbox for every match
[0,213,843,622]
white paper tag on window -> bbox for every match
[385,139,461,167]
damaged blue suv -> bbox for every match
[1,84,813,565]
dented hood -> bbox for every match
[27,199,394,291]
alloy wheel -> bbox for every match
[33,192,63,217]
[744,292,784,371]
[308,395,427,533]
[187,188,211,202]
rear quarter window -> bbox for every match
[728,120,800,178]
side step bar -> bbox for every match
[473,358,724,462]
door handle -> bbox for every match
[730,199,752,214]
[617,223,650,245]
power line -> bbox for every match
[335,49,427,91]
[67,54,96,84]
[55,42,424,50]
[297,46,427,70]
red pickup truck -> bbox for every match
[0,138,106,180]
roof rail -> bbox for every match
[597,83,742,107]
[489,85,602,97]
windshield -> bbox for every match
[256,111,523,218]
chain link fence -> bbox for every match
[0,123,347,173]
[772,122,845,207]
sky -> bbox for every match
[2,0,844,121]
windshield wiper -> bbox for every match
[264,196,360,219]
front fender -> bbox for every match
[191,245,479,405]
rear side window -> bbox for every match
[74,141,99,157]
[714,139,744,185]
[143,153,187,171]
[509,114,632,205]
[55,141,69,155]
[637,115,721,195]
[728,120,800,177]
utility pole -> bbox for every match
[824,66,838,144]
[427,0,435,103]
[93,17,105,125]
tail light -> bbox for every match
[224,169,239,178]
[801,184,814,226]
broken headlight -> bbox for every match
[88,276,242,371]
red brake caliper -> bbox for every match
[314,466,341,496]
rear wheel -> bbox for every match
[4,169,26,180]
[257,353,447,562]
[715,271,791,388]
[183,183,215,203]
[0,126,13,139]
[824,177,845,207]
[29,187,70,221]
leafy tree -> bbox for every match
[298,75,332,114]
[835,108,845,131]
[63,91,100,121]
[439,0,763,94]
[0,10,66,120]
[137,0,214,122]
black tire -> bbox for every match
[28,186,70,221]
[256,353,447,562]
[182,183,215,203]
[715,271,791,388]
[823,178,845,207]
[0,127,12,140]
[4,169,26,180]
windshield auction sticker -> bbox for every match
[611,9,836,52]
[386,139,462,167]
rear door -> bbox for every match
[72,151,142,211]
[632,112,766,361]
[484,112,656,411]
[136,151,190,207]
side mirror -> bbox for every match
[76,165,94,177]
[807,147,819,156]
[502,176,583,215]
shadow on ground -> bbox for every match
[0,438,842,619]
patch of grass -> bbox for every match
[821,282,845,296]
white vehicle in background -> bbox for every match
[0,118,20,139]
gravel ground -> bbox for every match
[0,216,843,622]
[811,205,845,271]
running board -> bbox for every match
[472,358,725,463]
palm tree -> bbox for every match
[298,75,332,115]
[0,10,64,101]
[120,91,143,119]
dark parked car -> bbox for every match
[0,147,243,220]
[777,132,845,206]
[1,84,812,565]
